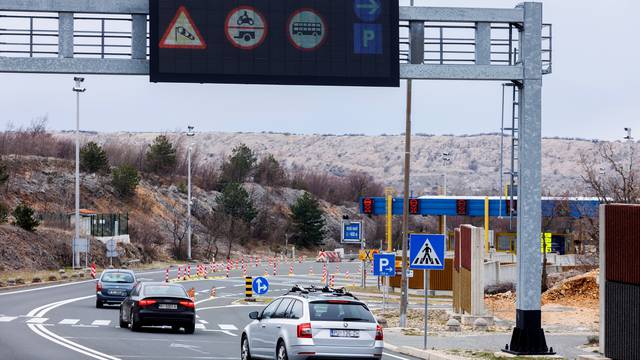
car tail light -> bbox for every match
[138,299,157,307]
[327,300,350,304]
[96,282,102,292]
[375,325,384,341]
[179,300,195,309]
[297,323,312,338]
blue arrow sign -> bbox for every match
[252,276,269,295]
[373,253,396,276]
[409,234,445,270]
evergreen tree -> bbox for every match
[145,135,177,174]
[80,141,109,173]
[219,144,256,186]
[112,164,140,198]
[12,202,39,232]
[0,158,8,186]
[216,182,257,223]
[290,192,326,248]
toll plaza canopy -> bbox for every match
[359,196,600,218]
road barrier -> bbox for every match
[316,251,341,263]
[90,263,96,279]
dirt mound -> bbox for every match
[542,270,599,305]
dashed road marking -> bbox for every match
[0,316,17,322]
[26,317,48,324]
[198,319,208,324]
[218,324,237,331]
[91,320,111,326]
[195,323,206,329]
[59,319,80,325]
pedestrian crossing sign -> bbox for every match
[409,234,445,270]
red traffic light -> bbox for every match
[362,198,374,214]
[456,199,467,215]
[409,198,420,214]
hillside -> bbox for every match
[56,131,633,196]
[0,155,373,271]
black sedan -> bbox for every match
[119,282,196,334]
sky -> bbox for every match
[1,0,638,140]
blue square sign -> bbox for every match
[354,23,383,54]
[373,253,396,276]
[409,234,445,270]
[342,221,362,243]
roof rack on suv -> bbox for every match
[286,285,358,300]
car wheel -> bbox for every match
[119,310,128,328]
[276,341,288,360]
[95,299,103,308]
[241,335,252,360]
[130,311,141,332]
[184,323,195,334]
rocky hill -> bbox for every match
[0,155,373,271]
[56,131,635,196]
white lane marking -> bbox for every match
[198,319,208,324]
[26,317,48,324]
[201,329,238,337]
[30,323,121,360]
[383,351,411,360]
[218,324,238,331]
[0,316,17,322]
[0,279,95,297]
[35,295,94,318]
[92,320,111,326]
[59,319,80,325]
[195,323,206,329]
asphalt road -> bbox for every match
[0,260,421,360]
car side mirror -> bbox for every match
[249,311,260,320]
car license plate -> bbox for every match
[158,304,177,310]
[330,329,359,338]
[109,290,124,296]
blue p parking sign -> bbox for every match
[373,253,396,276]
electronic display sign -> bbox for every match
[150,0,399,86]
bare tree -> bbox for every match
[580,142,638,204]
[160,201,188,259]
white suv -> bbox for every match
[241,286,383,360]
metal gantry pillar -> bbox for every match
[506,2,551,355]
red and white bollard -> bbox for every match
[187,264,192,279]
[298,256,302,264]
[90,262,96,279]
[210,287,216,298]
[289,265,294,276]
[177,266,182,281]
[329,275,335,288]
[336,264,340,273]
[273,262,277,276]
[309,267,314,276]
[165,268,169,283]
[345,270,350,280]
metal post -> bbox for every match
[423,269,429,350]
[72,77,85,269]
[499,84,505,217]
[506,2,551,355]
[186,126,195,260]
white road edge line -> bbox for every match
[27,295,121,360]
[0,279,95,297]
[383,351,411,360]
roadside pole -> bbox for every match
[186,126,195,261]
[72,77,85,270]
[423,269,429,349]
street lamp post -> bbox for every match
[72,77,85,269]
[624,127,633,167]
[186,126,195,261]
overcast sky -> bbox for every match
[1,0,638,140]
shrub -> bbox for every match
[219,144,256,186]
[0,202,8,224]
[80,141,109,173]
[112,164,140,198]
[12,202,40,231]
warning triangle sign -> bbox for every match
[159,6,207,49]
[411,238,442,267]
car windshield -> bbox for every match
[309,301,375,322]
[101,272,134,283]
[144,285,187,297]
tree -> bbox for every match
[80,141,109,173]
[160,201,188,259]
[0,157,8,186]
[216,182,257,258]
[112,164,140,198]
[254,154,287,186]
[145,135,177,174]
[0,202,8,224]
[12,202,39,231]
[580,142,638,204]
[290,192,326,248]
[219,144,256,185]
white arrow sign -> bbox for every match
[356,0,380,15]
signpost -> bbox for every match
[341,221,363,244]
[409,234,446,349]
[374,252,395,314]
[106,238,117,267]
[252,276,269,296]
[150,0,399,86]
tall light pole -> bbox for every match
[72,77,85,269]
[186,125,195,261]
[441,152,451,234]
[624,127,633,167]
